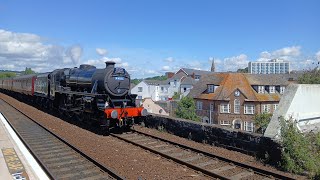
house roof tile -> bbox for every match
[189,73,287,102]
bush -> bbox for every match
[298,68,320,84]
[254,113,272,134]
[279,117,320,178]
[175,96,200,121]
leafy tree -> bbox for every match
[175,96,200,121]
[24,67,35,75]
[237,67,248,73]
[172,92,181,100]
[131,78,142,85]
[0,72,16,78]
[298,68,320,84]
[279,117,320,178]
[254,113,272,134]
[145,75,167,81]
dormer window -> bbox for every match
[280,86,285,94]
[195,75,201,80]
[208,84,215,93]
[269,86,275,93]
[258,86,265,93]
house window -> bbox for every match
[137,96,142,99]
[258,86,265,93]
[138,87,143,92]
[234,99,240,114]
[220,103,230,113]
[244,121,254,132]
[262,104,270,113]
[273,104,278,111]
[208,85,214,93]
[183,87,187,92]
[161,87,164,92]
[210,103,214,112]
[195,75,201,80]
[269,86,275,93]
[280,86,285,94]
[220,120,231,125]
[196,101,203,110]
[244,104,255,114]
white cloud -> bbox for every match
[85,57,126,68]
[145,70,158,74]
[96,48,107,56]
[221,54,249,72]
[0,29,82,72]
[164,57,174,62]
[316,51,320,61]
[161,65,171,71]
[272,46,301,57]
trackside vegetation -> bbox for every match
[279,117,320,178]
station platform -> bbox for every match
[0,112,49,180]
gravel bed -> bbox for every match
[0,93,210,180]
[134,121,306,179]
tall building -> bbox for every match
[248,59,290,74]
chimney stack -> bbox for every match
[105,61,115,68]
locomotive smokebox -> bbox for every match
[105,61,115,68]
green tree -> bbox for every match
[131,78,142,85]
[298,68,320,84]
[0,72,16,78]
[145,75,167,81]
[254,113,272,134]
[279,117,320,178]
[175,96,200,121]
[237,67,248,73]
[24,67,35,75]
[172,92,181,100]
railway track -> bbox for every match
[0,99,124,180]
[111,130,296,180]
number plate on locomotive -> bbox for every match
[115,77,125,80]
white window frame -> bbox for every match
[244,121,254,132]
[280,86,285,94]
[273,104,278,111]
[234,99,240,114]
[220,103,230,113]
[244,104,255,114]
[258,86,265,93]
[196,101,203,110]
[220,120,231,125]
[208,85,214,93]
[210,103,214,112]
[269,86,275,93]
[262,104,270,113]
[138,87,143,92]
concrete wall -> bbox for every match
[144,114,282,165]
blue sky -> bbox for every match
[0,0,319,78]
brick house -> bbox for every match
[188,73,296,132]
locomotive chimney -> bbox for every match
[105,61,115,68]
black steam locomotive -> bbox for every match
[0,61,147,133]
